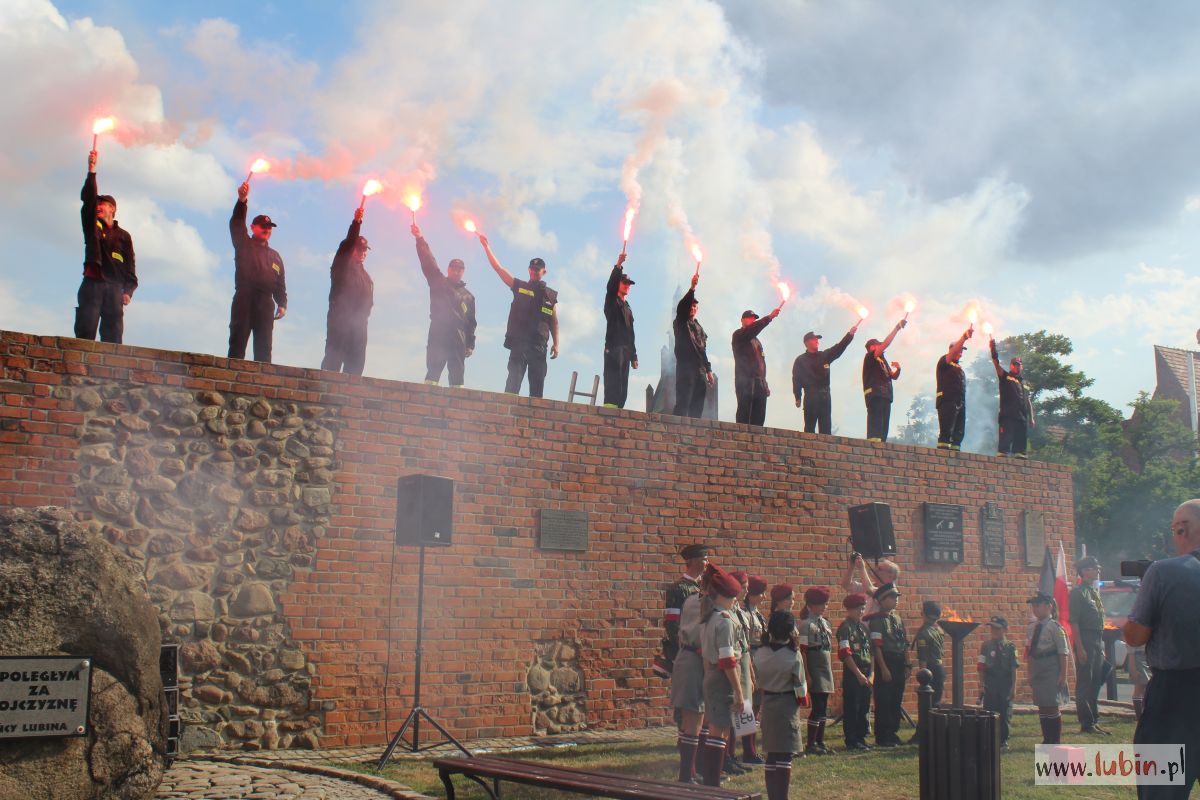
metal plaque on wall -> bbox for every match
[537,509,589,552]
[1023,510,1046,567]
[981,502,1005,568]
[923,502,964,564]
[0,656,92,738]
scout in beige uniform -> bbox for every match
[742,575,769,765]
[1026,592,1069,744]
[753,611,808,800]
[799,586,835,755]
[699,564,747,786]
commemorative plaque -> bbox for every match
[0,656,92,738]
[537,509,589,552]
[923,502,964,564]
[981,502,1005,568]
[1023,509,1046,567]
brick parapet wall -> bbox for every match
[0,330,1074,748]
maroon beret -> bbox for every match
[747,576,768,596]
[769,583,794,605]
[730,570,749,586]
[804,586,831,606]
[709,564,742,599]
[843,592,869,610]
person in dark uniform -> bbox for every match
[989,338,1035,457]
[978,615,1018,749]
[732,306,781,426]
[914,601,946,708]
[667,546,709,784]
[1068,556,1109,734]
[837,593,873,752]
[320,208,374,375]
[792,322,860,434]
[673,274,713,418]
[412,224,476,386]
[602,253,637,407]
[869,583,908,747]
[76,149,137,344]
[1026,592,1069,744]
[935,328,973,450]
[479,235,558,397]
[798,586,834,755]
[228,181,286,362]
[753,611,807,800]
[861,320,906,442]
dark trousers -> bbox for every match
[321,312,369,376]
[1074,632,1105,730]
[75,278,124,344]
[735,385,767,426]
[866,397,892,442]
[1135,666,1200,799]
[998,415,1028,456]
[228,289,275,362]
[936,400,965,448]
[673,367,706,418]
[982,684,1013,744]
[926,662,945,707]
[803,388,832,434]
[873,652,907,743]
[424,333,465,386]
[603,346,632,408]
[842,667,872,745]
[505,340,548,397]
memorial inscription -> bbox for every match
[537,510,589,552]
[923,502,964,564]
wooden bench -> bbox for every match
[433,755,761,799]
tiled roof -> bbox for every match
[1152,345,1200,430]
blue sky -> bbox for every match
[4,0,1199,441]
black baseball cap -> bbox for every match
[620,275,636,285]
[989,615,1009,629]
[251,214,277,229]
[529,257,546,269]
[96,194,116,207]
[741,309,759,320]
[803,331,822,342]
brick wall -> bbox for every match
[0,330,1074,748]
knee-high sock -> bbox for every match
[805,719,819,749]
[677,733,699,783]
[742,732,758,760]
[695,726,709,776]
[1039,709,1062,745]
[702,739,727,786]
[763,759,777,800]
[767,754,792,799]
[817,720,827,748]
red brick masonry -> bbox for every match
[0,330,1073,747]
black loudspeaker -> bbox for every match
[396,474,454,546]
[848,502,897,560]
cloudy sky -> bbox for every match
[4,0,1199,439]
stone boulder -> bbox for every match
[0,507,166,799]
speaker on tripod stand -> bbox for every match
[378,475,469,769]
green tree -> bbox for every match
[893,394,937,447]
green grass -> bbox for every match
[331,713,1139,799]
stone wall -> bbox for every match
[0,331,1076,749]
[73,381,337,751]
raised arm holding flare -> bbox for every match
[480,234,558,397]
[990,337,1035,458]
[602,252,638,408]
[732,305,781,426]
[792,319,860,434]
[672,273,714,418]
[935,326,973,450]
[227,180,287,363]
[320,207,374,375]
[76,149,137,344]
[861,319,906,443]
[414,224,476,387]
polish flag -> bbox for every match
[1054,542,1072,647]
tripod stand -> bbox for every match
[378,542,470,768]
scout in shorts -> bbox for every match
[700,564,749,786]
